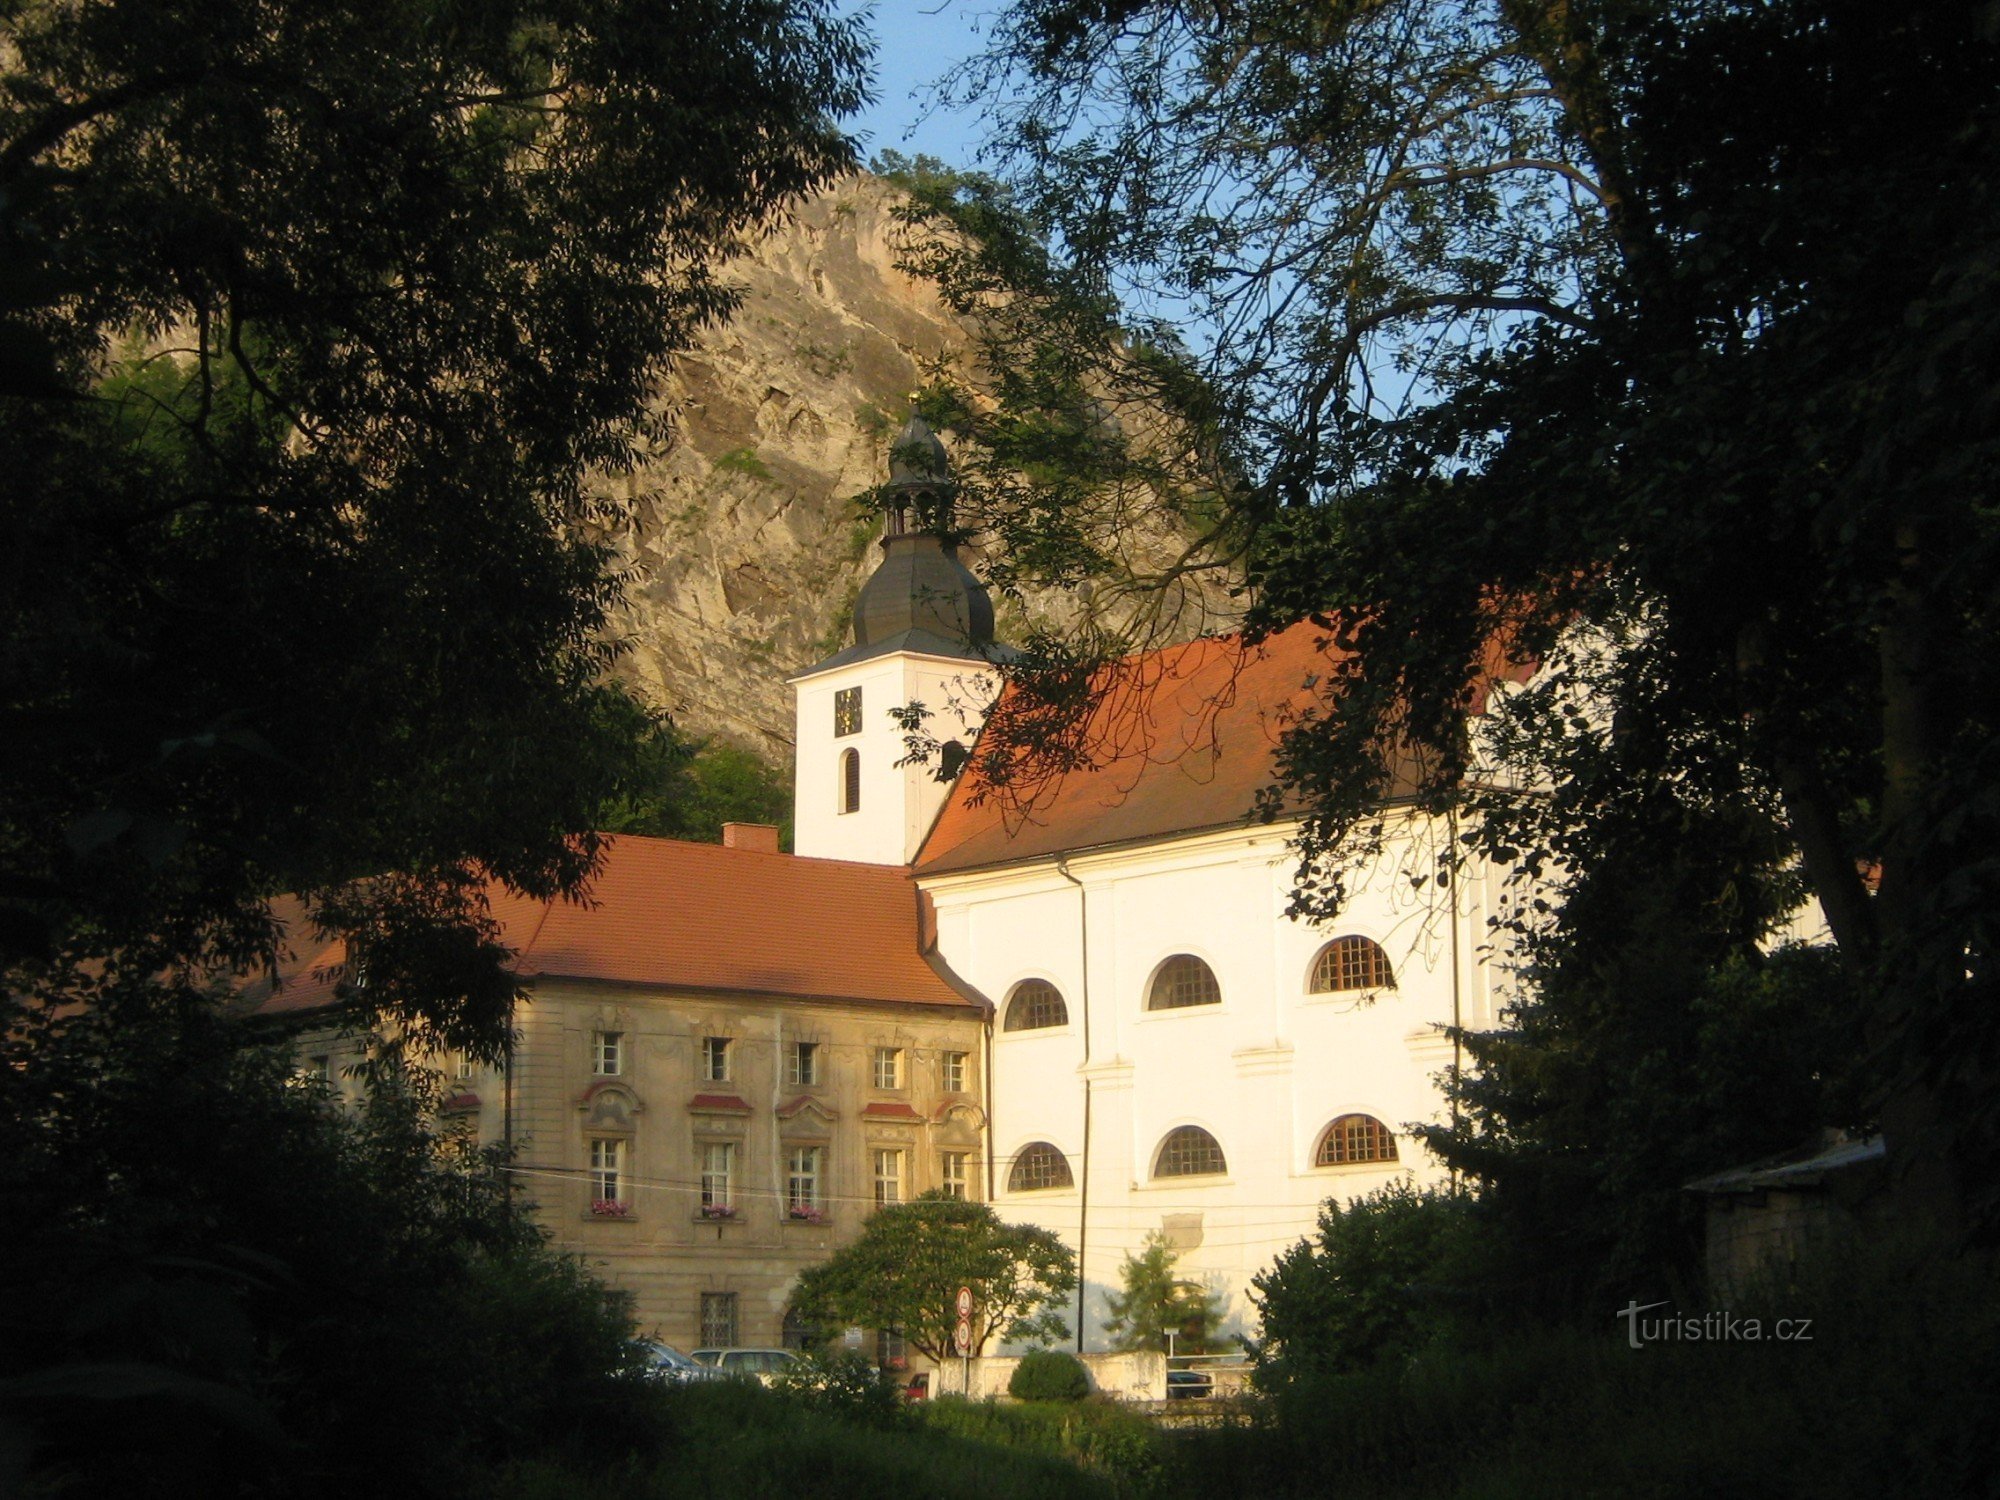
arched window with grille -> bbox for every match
[1309,936,1396,994]
[1003,979,1069,1032]
[1315,1114,1398,1166]
[839,747,860,814]
[1007,1141,1074,1192]
[1147,954,1221,1010]
[1152,1125,1227,1178]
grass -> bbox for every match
[491,1381,1118,1500]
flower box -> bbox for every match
[698,1203,738,1221]
[590,1199,632,1218]
[786,1206,826,1223]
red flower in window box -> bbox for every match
[787,1205,825,1223]
[590,1199,632,1218]
[699,1203,738,1220]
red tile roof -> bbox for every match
[915,619,1525,876]
[860,1100,925,1121]
[245,836,980,1017]
[232,895,349,1017]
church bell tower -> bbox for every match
[791,416,1006,865]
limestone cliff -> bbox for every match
[599,174,1233,766]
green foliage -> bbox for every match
[0,0,866,1049]
[767,1349,906,1429]
[0,992,649,1498]
[713,445,775,479]
[1251,1183,1478,1385]
[921,1396,1167,1495]
[598,724,793,849]
[0,4,865,1490]
[1008,1349,1091,1402]
[788,1192,1076,1363]
[959,0,2000,1237]
[1182,1237,2000,1500]
[1424,922,1869,1310]
[1102,1233,1221,1354]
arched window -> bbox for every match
[1147,955,1221,1010]
[1153,1125,1227,1178]
[839,748,860,814]
[1316,1114,1398,1166]
[1003,979,1069,1032]
[1309,936,1396,993]
[1008,1141,1074,1192]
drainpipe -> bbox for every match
[1054,856,1091,1356]
[1446,809,1463,1183]
[502,1000,516,1204]
[983,1008,996,1201]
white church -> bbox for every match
[256,416,1529,1354]
[790,417,1526,1342]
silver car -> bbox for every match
[638,1340,724,1384]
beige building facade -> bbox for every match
[508,974,985,1347]
[254,825,990,1353]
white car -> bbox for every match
[690,1347,801,1384]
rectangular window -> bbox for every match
[589,1137,625,1203]
[306,1054,331,1084]
[787,1041,819,1087]
[592,1030,623,1076]
[873,1148,904,1207]
[701,1036,731,1083]
[876,1329,907,1371]
[787,1145,823,1214]
[834,686,862,737]
[700,1292,739,1348]
[701,1141,735,1210]
[872,1047,903,1090]
[942,1050,967,1093]
[454,1052,475,1081]
[940,1151,969,1200]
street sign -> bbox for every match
[954,1316,972,1354]
[955,1285,973,1319]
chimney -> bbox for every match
[721,822,781,854]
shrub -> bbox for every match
[1251,1180,1477,1385]
[768,1349,906,1429]
[1009,1349,1091,1402]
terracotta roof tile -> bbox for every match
[915,619,1525,875]
[244,835,983,1019]
[503,836,975,1008]
[860,1100,924,1121]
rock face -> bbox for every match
[600,173,1236,771]
[601,176,978,761]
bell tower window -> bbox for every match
[840,747,861,814]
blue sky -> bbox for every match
[845,0,995,169]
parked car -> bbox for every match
[690,1347,802,1384]
[1165,1369,1215,1400]
[637,1341,724,1384]
[901,1371,931,1402]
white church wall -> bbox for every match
[924,813,1511,1349]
